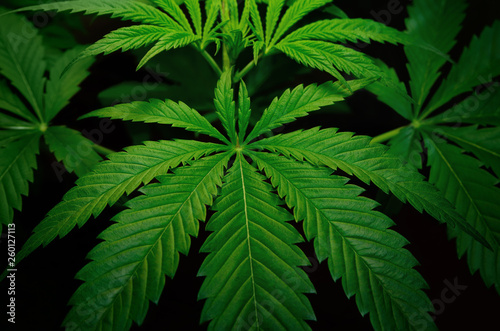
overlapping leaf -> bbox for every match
[81,98,229,143]
[14,140,225,267]
[244,78,373,143]
[8,0,178,28]
[0,133,40,226]
[405,0,467,109]
[214,69,237,143]
[199,154,315,330]
[426,21,500,115]
[0,80,37,123]
[44,46,95,121]
[252,152,435,330]
[437,125,500,179]
[423,131,500,293]
[0,13,45,119]
[250,127,484,244]
[63,152,230,330]
[426,87,500,126]
[44,126,102,177]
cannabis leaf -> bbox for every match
[243,0,441,89]
[6,0,221,71]
[9,65,471,329]
[368,0,500,293]
[0,13,100,227]
[64,152,231,330]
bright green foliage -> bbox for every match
[0,13,100,227]
[6,0,437,89]
[199,154,315,330]
[250,127,483,244]
[15,140,225,265]
[9,71,452,329]
[214,69,237,143]
[252,152,435,330]
[3,1,496,330]
[245,78,374,143]
[81,98,229,143]
[367,0,500,293]
[63,152,230,330]
[8,0,218,70]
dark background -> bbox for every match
[1,0,500,330]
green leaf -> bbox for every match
[275,40,384,86]
[245,78,374,143]
[282,18,415,45]
[44,126,102,177]
[214,69,237,143]
[425,87,500,126]
[269,0,332,47]
[81,98,229,144]
[247,0,264,42]
[252,151,435,331]
[405,0,467,110]
[199,154,315,330]
[0,112,34,129]
[0,14,45,120]
[238,80,251,142]
[202,0,221,47]
[76,25,174,61]
[185,0,202,35]
[0,129,37,146]
[423,131,500,293]
[365,60,413,120]
[387,126,423,169]
[437,125,500,180]
[265,0,286,46]
[426,21,500,115]
[63,152,230,330]
[322,4,348,19]
[0,80,37,123]
[13,140,225,268]
[0,132,40,226]
[44,47,95,122]
[153,0,192,32]
[250,127,487,246]
[8,0,179,28]
[137,31,200,69]
[274,40,348,86]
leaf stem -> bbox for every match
[199,48,222,77]
[371,125,408,144]
[93,144,116,156]
[234,52,265,83]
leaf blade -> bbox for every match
[199,154,315,330]
[44,47,95,121]
[245,78,374,143]
[63,152,230,329]
[250,127,487,246]
[0,132,40,226]
[44,126,103,177]
[81,98,229,144]
[12,140,226,269]
[252,151,435,330]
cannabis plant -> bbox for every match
[0,11,103,231]
[1,0,498,330]
[367,0,500,295]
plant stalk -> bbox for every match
[370,125,408,144]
